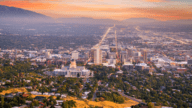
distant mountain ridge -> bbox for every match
[163,19,192,24]
[0,5,53,23]
[0,5,192,25]
[57,17,119,24]
[122,18,159,23]
[0,5,49,18]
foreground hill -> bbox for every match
[0,88,139,108]
[64,96,139,108]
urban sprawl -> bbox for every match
[0,25,192,108]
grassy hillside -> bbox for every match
[0,88,139,108]
[64,96,138,108]
[0,87,27,95]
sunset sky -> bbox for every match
[0,0,192,21]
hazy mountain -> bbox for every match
[121,18,160,25]
[1,5,191,25]
[0,5,49,18]
[121,18,192,25]
[57,17,119,24]
[164,19,192,25]
[0,5,53,23]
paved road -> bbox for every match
[109,88,146,104]
[118,92,142,103]
[92,89,98,101]
[80,78,87,92]
[92,81,99,101]
[93,25,115,49]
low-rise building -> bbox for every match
[123,62,134,71]
[135,63,149,71]
[176,68,187,73]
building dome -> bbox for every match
[70,59,77,68]
[61,64,65,68]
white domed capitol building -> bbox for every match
[52,59,94,78]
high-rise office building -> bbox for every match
[143,50,147,63]
[135,52,142,57]
[71,50,79,60]
[108,52,116,59]
[120,51,127,63]
[90,49,95,63]
[93,48,102,65]
[127,48,132,57]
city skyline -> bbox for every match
[0,0,192,21]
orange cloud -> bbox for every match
[0,0,56,10]
[0,0,191,21]
[144,0,167,2]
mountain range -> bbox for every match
[0,5,49,18]
[0,5,192,25]
[0,5,52,23]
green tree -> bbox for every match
[50,105,55,108]
[1,96,4,108]
[4,103,11,108]
[62,100,76,108]
[147,102,154,108]
[30,103,34,108]
[57,96,61,100]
